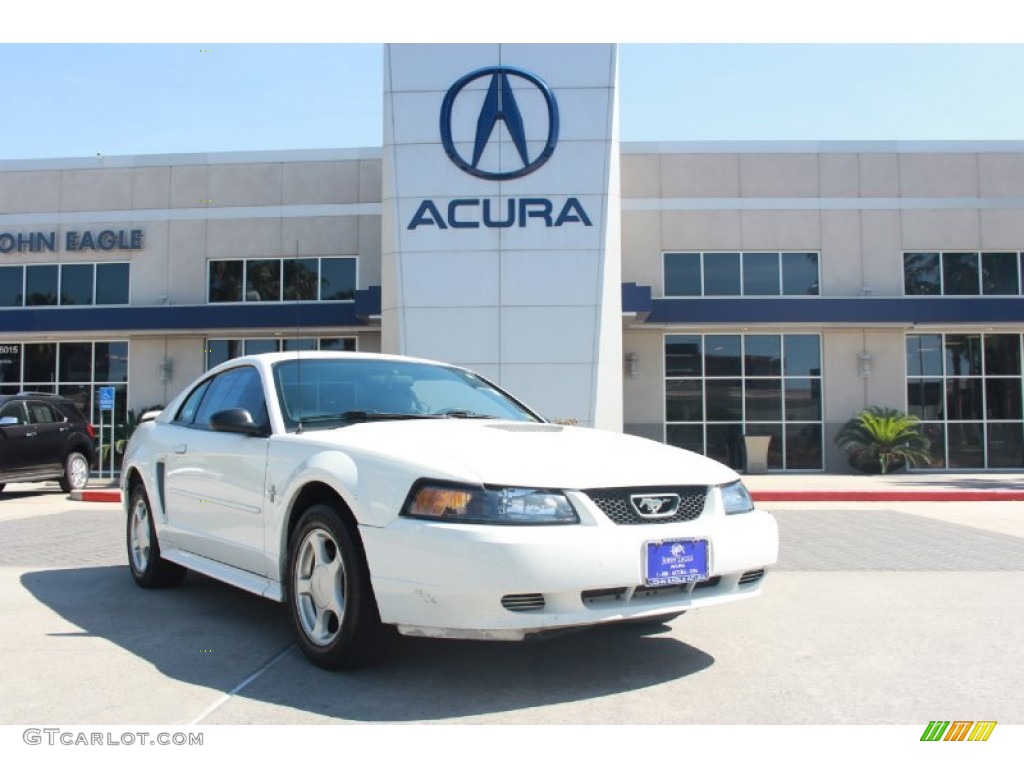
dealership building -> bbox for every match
[2,43,1024,473]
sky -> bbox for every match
[2,3,1024,160]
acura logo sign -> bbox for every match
[439,66,559,181]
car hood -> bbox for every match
[294,419,739,489]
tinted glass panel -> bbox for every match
[907,379,944,420]
[706,423,745,469]
[982,252,1020,295]
[59,343,92,383]
[920,422,947,469]
[946,378,983,421]
[666,335,702,377]
[742,252,779,295]
[23,343,56,383]
[744,423,783,470]
[785,423,823,469]
[246,260,281,302]
[703,253,740,296]
[0,344,21,384]
[942,252,979,295]
[282,338,317,352]
[25,265,58,305]
[907,334,943,376]
[987,422,1024,468]
[705,335,741,376]
[986,379,1022,420]
[904,253,940,295]
[209,261,243,302]
[57,384,90,421]
[784,335,821,376]
[320,258,356,301]
[945,335,982,376]
[0,266,22,306]
[784,378,821,421]
[207,340,242,369]
[95,263,130,304]
[60,264,94,305]
[745,379,782,421]
[666,380,702,422]
[94,342,128,383]
[744,335,781,376]
[319,338,357,352]
[947,422,984,468]
[664,253,701,296]
[984,334,1021,376]
[284,258,319,301]
[705,379,742,421]
[666,424,703,455]
[783,252,819,296]
[244,339,277,355]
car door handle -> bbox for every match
[174,444,187,454]
[26,431,37,437]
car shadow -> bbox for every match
[21,565,715,722]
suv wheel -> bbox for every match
[127,484,187,588]
[287,504,383,669]
[59,451,90,493]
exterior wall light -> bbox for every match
[158,357,174,383]
[858,351,873,378]
[625,352,638,378]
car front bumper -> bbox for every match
[361,499,779,640]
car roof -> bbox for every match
[206,350,463,375]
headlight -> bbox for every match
[403,482,579,525]
[720,480,755,515]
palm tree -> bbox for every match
[834,406,931,474]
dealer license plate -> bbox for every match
[645,539,709,586]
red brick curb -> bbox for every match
[70,489,122,503]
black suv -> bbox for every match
[0,393,96,494]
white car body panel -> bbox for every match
[122,351,779,641]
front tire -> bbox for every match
[287,503,382,669]
[127,484,187,588]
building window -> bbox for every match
[206,336,357,369]
[907,332,1024,468]
[0,263,129,306]
[665,333,823,471]
[664,252,819,297]
[904,252,1022,296]
[0,341,128,422]
[209,257,358,303]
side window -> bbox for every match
[0,401,27,424]
[194,367,268,429]
[175,378,213,425]
[27,402,59,424]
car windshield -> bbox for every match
[272,358,542,431]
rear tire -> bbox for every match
[0,483,5,494]
[59,451,90,493]
[286,503,383,670]
[127,484,187,588]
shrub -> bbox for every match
[834,406,931,474]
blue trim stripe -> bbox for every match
[0,288,383,334]
[645,296,1024,325]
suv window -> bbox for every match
[0,401,27,424]
[27,402,61,424]
[193,367,268,430]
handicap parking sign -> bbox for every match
[99,387,115,411]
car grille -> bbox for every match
[739,569,766,585]
[582,486,708,525]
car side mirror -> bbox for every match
[209,408,267,436]
[138,410,161,424]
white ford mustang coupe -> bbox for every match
[122,352,779,669]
